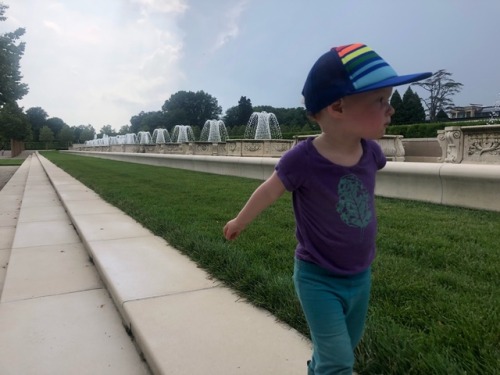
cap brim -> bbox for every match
[353,72,433,94]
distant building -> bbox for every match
[449,105,498,119]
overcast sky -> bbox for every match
[2,0,500,131]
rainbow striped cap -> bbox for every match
[302,43,432,114]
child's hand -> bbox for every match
[223,219,244,240]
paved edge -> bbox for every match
[0,154,153,374]
[36,152,312,375]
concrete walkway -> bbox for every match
[0,153,311,375]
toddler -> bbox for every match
[224,43,431,375]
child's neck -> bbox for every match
[312,132,363,167]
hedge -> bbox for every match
[386,120,491,138]
[24,141,70,150]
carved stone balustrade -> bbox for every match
[294,134,405,161]
[437,125,500,164]
[226,139,294,157]
[375,135,405,161]
[73,128,500,165]
[73,135,404,160]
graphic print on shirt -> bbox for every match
[336,174,372,239]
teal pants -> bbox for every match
[293,259,371,375]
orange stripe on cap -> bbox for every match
[335,43,364,58]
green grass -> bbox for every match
[41,151,500,375]
[0,159,24,166]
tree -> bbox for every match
[237,96,253,126]
[0,3,29,145]
[39,125,54,149]
[276,107,317,130]
[223,96,254,128]
[411,90,426,123]
[99,125,116,137]
[72,124,95,143]
[390,89,404,124]
[79,125,95,143]
[401,87,426,124]
[46,117,67,137]
[58,125,74,146]
[228,124,246,138]
[0,4,28,106]
[412,69,463,122]
[223,106,240,127]
[118,124,130,134]
[0,101,30,141]
[130,110,167,133]
[161,90,222,128]
[391,88,426,125]
[436,109,449,122]
[26,107,49,141]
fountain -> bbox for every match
[200,120,228,143]
[172,125,195,143]
[137,131,152,144]
[124,133,137,144]
[244,112,282,140]
[220,111,291,157]
[84,134,109,146]
[100,134,110,146]
[487,93,500,125]
[85,135,98,146]
[75,115,294,156]
[152,128,171,144]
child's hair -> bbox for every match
[302,43,432,115]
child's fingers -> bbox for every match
[223,223,232,240]
[223,222,239,240]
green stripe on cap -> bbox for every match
[336,44,397,90]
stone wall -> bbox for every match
[63,150,500,213]
[292,135,406,161]
[376,135,405,161]
[72,126,500,165]
[437,125,500,164]
[226,139,294,157]
[72,140,295,158]
[402,138,441,163]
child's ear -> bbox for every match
[326,100,343,118]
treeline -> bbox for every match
[122,91,320,141]
[12,87,453,148]
[2,87,456,150]
[2,90,320,148]
[390,87,450,125]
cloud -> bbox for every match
[212,0,247,52]
[8,0,188,127]
[42,20,62,34]
[131,0,188,14]
[5,0,500,130]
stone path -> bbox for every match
[0,154,151,374]
[0,153,312,374]
[0,166,18,190]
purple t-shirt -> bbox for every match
[276,137,386,275]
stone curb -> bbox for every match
[36,152,311,375]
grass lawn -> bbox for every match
[41,151,500,375]
[0,159,24,166]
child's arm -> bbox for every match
[223,171,286,240]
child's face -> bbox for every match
[340,87,394,140]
